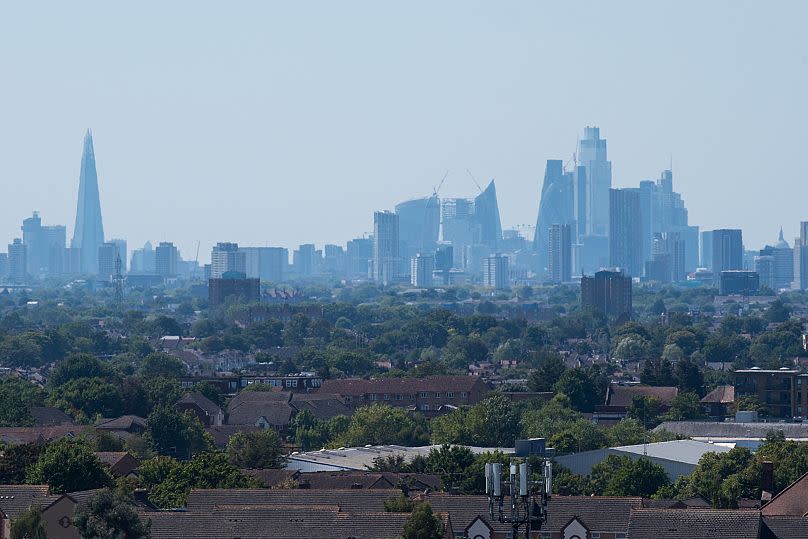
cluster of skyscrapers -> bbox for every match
[2,126,807,295]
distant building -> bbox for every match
[71,130,105,274]
[130,241,155,274]
[720,270,760,296]
[794,222,808,290]
[547,224,572,283]
[293,243,317,277]
[109,239,127,273]
[755,255,775,290]
[346,238,372,278]
[21,212,66,277]
[578,126,612,237]
[581,270,632,320]
[534,160,575,276]
[209,277,260,306]
[239,247,287,283]
[482,254,509,289]
[395,196,440,265]
[735,368,802,419]
[373,211,399,285]
[97,242,119,280]
[410,253,435,288]
[0,253,7,280]
[711,229,744,276]
[211,242,246,279]
[8,239,27,284]
[609,188,643,277]
[155,242,178,277]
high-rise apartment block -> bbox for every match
[8,239,27,284]
[547,224,572,283]
[240,247,287,282]
[711,229,744,276]
[155,242,178,277]
[211,242,246,278]
[410,253,435,288]
[609,188,643,277]
[581,270,632,320]
[21,212,66,277]
[482,254,509,289]
[373,211,399,285]
[720,270,760,296]
[346,238,373,278]
[97,242,119,280]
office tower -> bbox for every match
[395,195,440,263]
[794,222,808,290]
[435,244,453,271]
[346,238,373,278]
[581,270,632,320]
[700,230,714,270]
[0,253,7,280]
[322,244,347,276]
[609,188,643,277]
[755,255,775,290]
[373,211,399,285]
[71,130,105,274]
[758,229,794,291]
[21,212,43,276]
[42,225,66,276]
[534,160,575,274]
[720,271,760,296]
[474,180,503,249]
[130,241,156,274]
[211,242,246,278]
[8,239,28,284]
[155,242,178,277]
[650,232,686,283]
[547,224,572,283]
[22,212,66,277]
[711,229,744,276]
[97,242,119,280]
[109,239,127,273]
[482,254,509,289]
[410,253,435,287]
[578,127,612,237]
[637,170,691,271]
[441,198,475,268]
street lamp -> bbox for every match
[485,459,552,538]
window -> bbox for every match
[384,393,390,400]
[435,392,441,398]
[446,392,454,398]
[285,379,298,388]
[461,392,468,398]
[368,393,377,401]
[344,396,352,402]
[541,534,552,539]
[420,404,430,411]
[395,394,402,401]
[616,534,627,539]
[420,392,428,398]
[592,533,601,539]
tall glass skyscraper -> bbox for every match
[578,127,612,237]
[395,195,440,261]
[71,130,105,274]
[534,160,574,277]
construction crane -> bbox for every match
[465,169,483,193]
[191,241,200,281]
[432,170,449,197]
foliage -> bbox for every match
[334,404,430,447]
[48,353,110,387]
[48,377,124,420]
[73,490,151,539]
[526,352,566,392]
[0,376,45,427]
[227,429,285,469]
[139,352,186,379]
[384,494,414,512]
[590,455,670,497]
[627,396,665,429]
[521,395,584,440]
[146,405,213,459]
[27,439,114,494]
[431,394,520,447]
[0,443,47,484]
[10,506,47,539]
[402,502,444,539]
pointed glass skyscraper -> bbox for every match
[71,130,105,274]
[473,180,503,249]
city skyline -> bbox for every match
[0,1,806,260]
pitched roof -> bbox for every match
[762,471,808,516]
[95,452,140,477]
[243,468,300,487]
[226,399,293,427]
[762,515,808,538]
[0,425,83,445]
[295,471,441,491]
[205,425,262,448]
[701,385,735,405]
[177,393,222,417]
[544,496,642,532]
[606,385,679,407]
[185,488,399,514]
[95,415,147,431]
[30,406,74,426]
[654,421,808,441]
[0,485,55,518]
[627,508,761,539]
[320,375,486,396]
[290,393,352,420]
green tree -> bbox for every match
[663,392,703,421]
[146,405,212,459]
[606,418,648,447]
[678,447,755,507]
[674,358,704,395]
[521,395,583,439]
[0,376,45,427]
[73,490,150,539]
[334,404,429,447]
[627,395,665,429]
[48,377,124,419]
[554,368,598,412]
[48,353,109,387]
[140,352,186,379]
[764,299,791,324]
[422,444,476,493]
[144,377,184,411]
[10,506,47,539]
[526,353,566,392]
[0,443,47,484]
[591,455,669,497]
[227,430,285,469]
[548,419,609,455]
[402,502,444,539]
[28,439,113,494]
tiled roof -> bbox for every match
[0,425,83,445]
[606,385,679,408]
[0,485,55,518]
[177,393,222,417]
[30,406,74,426]
[296,471,441,491]
[320,375,486,396]
[627,508,761,539]
[95,452,140,476]
[762,515,808,538]
[227,399,293,427]
[243,468,299,487]
[290,393,352,420]
[544,496,641,532]
[185,488,398,514]
[701,385,735,405]
[762,471,808,516]
[144,507,423,539]
[95,415,147,431]
[654,421,808,440]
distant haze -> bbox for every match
[0,1,806,263]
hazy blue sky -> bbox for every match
[1,1,806,262]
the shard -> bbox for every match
[71,129,105,274]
